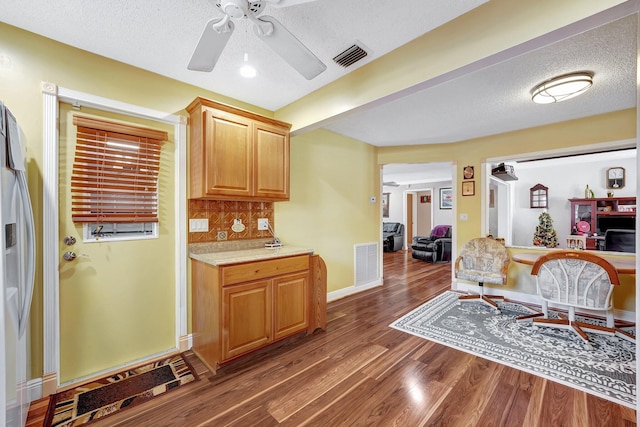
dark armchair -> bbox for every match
[383,222,405,252]
[411,225,452,263]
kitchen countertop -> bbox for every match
[189,240,314,266]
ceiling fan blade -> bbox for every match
[188,17,235,72]
[253,15,326,80]
[264,0,321,7]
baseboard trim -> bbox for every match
[27,378,43,403]
[179,333,193,351]
[56,348,180,392]
[327,279,383,302]
[453,281,635,323]
[41,372,57,398]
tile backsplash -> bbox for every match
[188,199,274,243]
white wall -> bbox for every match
[509,151,636,247]
[383,181,453,234]
[383,185,406,224]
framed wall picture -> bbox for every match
[382,192,390,217]
[439,188,453,209]
[420,195,431,203]
[462,181,475,196]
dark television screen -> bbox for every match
[597,216,636,234]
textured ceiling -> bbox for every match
[1,1,637,185]
[326,14,637,147]
[0,0,487,111]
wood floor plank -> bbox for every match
[267,342,389,422]
[26,249,636,427]
[330,357,451,426]
[423,356,507,426]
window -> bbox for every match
[71,115,167,241]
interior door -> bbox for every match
[406,193,414,246]
[56,103,177,384]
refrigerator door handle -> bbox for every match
[17,169,35,338]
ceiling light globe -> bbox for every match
[531,72,593,104]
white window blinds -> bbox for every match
[71,115,167,223]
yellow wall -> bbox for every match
[0,23,382,379]
[0,23,273,379]
[57,104,177,381]
[1,0,636,382]
[276,129,380,292]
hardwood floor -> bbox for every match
[27,250,637,426]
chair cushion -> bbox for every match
[455,238,509,285]
[431,225,451,238]
[537,258,614,309]
[383,222,400,233]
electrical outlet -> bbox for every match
[217,231,227,241]
[258,218,269,231]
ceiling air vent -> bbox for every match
[333,44,368,68]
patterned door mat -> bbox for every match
[390,291,636,408]
[44,353,198,426]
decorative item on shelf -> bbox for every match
[576,220,590,235]
[566,235,586,250]
[607,190,614,198]
[606,167,625,189]
[618,205,636,213]
[529,183,548,208]
[463,165,474,179]
[491,162,518,181]
[584,184,594,198]
[532,211,559,248]
[462,181,475,196]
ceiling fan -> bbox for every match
[188,0,327,80]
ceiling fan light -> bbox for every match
[240,64,256,78]
[240,52,257,78]
[531,72,593,104]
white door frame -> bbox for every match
[41,82,187,395]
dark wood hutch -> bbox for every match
[569,197,636,250]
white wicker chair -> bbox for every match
[530,250,633,349]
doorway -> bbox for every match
[406,189,433,244]
[41,84,187,393]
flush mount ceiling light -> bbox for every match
[530,72,594,104]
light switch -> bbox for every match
[459,213,468,221]
[189,218,209,232]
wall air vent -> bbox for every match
[354,242,379,286]
[333,44,368,68]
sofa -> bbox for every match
[383,222,405,252]
[411,225,452,263]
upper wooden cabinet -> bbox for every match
[187,97,291,201]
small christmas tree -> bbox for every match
[532,211,559,248]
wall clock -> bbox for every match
[463,165,474,179]
[606,167,625,189]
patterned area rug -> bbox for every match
[390,291,636,408]
[44,353,198,426]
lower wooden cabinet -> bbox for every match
[222,279,272,360]
[192,254,326,373]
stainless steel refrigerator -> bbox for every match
[1,101,36,427]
